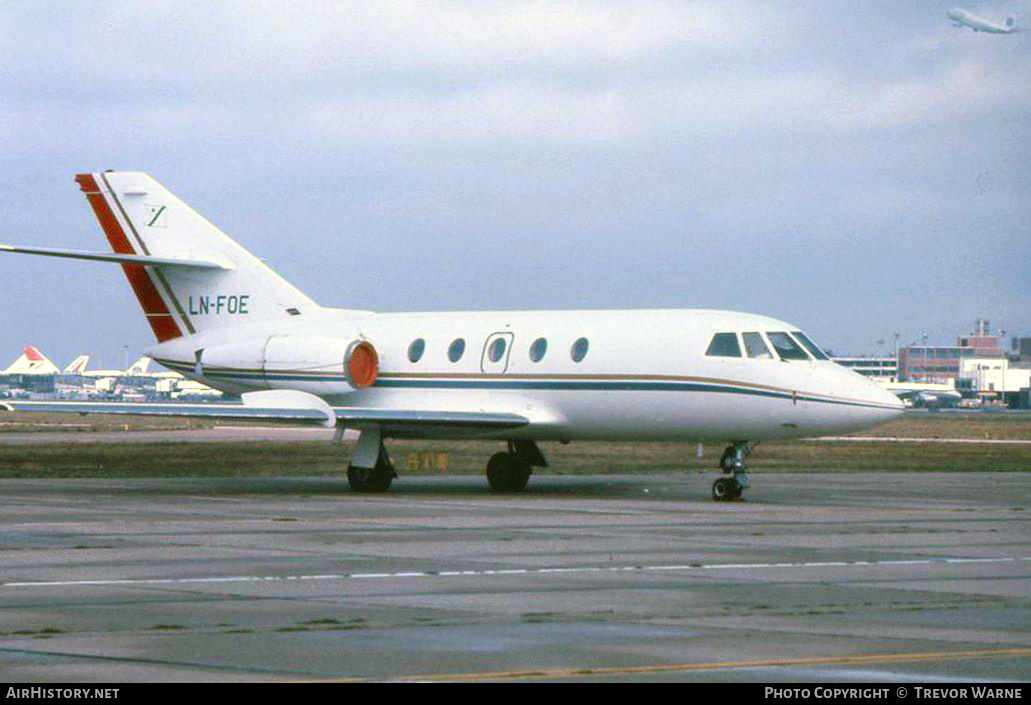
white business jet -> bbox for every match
[0,172,903,500]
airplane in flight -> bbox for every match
[0,171,904,500]
[947,7,1019,33]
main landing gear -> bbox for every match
[486,440,547,493]
[344,431,548,495]
[712,441,752,501]
[346,430,396,493]
[346,448,396,493]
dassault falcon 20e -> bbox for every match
[0,171,903,500]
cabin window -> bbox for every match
[529,337,547,362]
[791,331,829,360]
[571,337,589,363]
[487,337,507,363]
[705,333,741,357]
[767,332,809,360]
[448,338,466,363]
[742,332,773,359]
[408,338,425,363]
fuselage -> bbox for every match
[148,307,903,443]
[948,8,1016,33]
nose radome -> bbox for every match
[826,365,905,429]
[861,376,906,423]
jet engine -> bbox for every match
[264,335,379,392]
[195,334,379,394]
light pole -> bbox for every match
[1000,328,1007,407]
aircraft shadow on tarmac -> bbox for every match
[83,474,699,501]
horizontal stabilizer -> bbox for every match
[0,244,232,270]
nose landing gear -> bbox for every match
[713,441,752,501]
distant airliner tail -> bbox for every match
[126,356,152,375]
[4,346,60,375]
[63,354,90,374]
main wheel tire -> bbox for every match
[486,452,531,493]
[347,464,393,493]
[712,476,740,501]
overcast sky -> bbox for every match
[1,0,1029,369]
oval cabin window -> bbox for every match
[448,338,466,363]
[529,337,547,363]
[488,337,506,363]
[571,337,589,363]
[408,338,425,363]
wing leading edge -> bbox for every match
[0,400,530,436]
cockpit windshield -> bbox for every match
[706,330,828,362]
[766,332,809,361]
[705,332,742,357]
[791,331,829,360]
[742,332,773,359]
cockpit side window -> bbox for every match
[791,331,829,360]
[767,331,810,360]
[705,333,742,357]
[742,332,773,359]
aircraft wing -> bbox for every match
[331,408,531,436]
[0,399,530,436]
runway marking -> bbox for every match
[3,556,1029,589]
[810,436,1031,445]
[386,647,1031,682]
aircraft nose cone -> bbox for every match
[817,366,906,435]
[867,382,906,424]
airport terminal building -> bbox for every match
[897,320,1006,384]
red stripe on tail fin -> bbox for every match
[75,173,183,343]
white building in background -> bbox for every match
[831,356,897,379]
[959,358,1031,400]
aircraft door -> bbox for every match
[481,332,515,374]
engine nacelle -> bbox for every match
[194,334,379,394]
[264,335,379,392]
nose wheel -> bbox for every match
[711,475,742,501]
[713,441,751,501]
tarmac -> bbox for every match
[1,470,1029,682]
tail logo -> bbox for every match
[145,204,167,228]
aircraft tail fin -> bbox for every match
[4,346,60,374]
[71,171,319,342]
[63,354,90,374]
[126,356,152,375]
